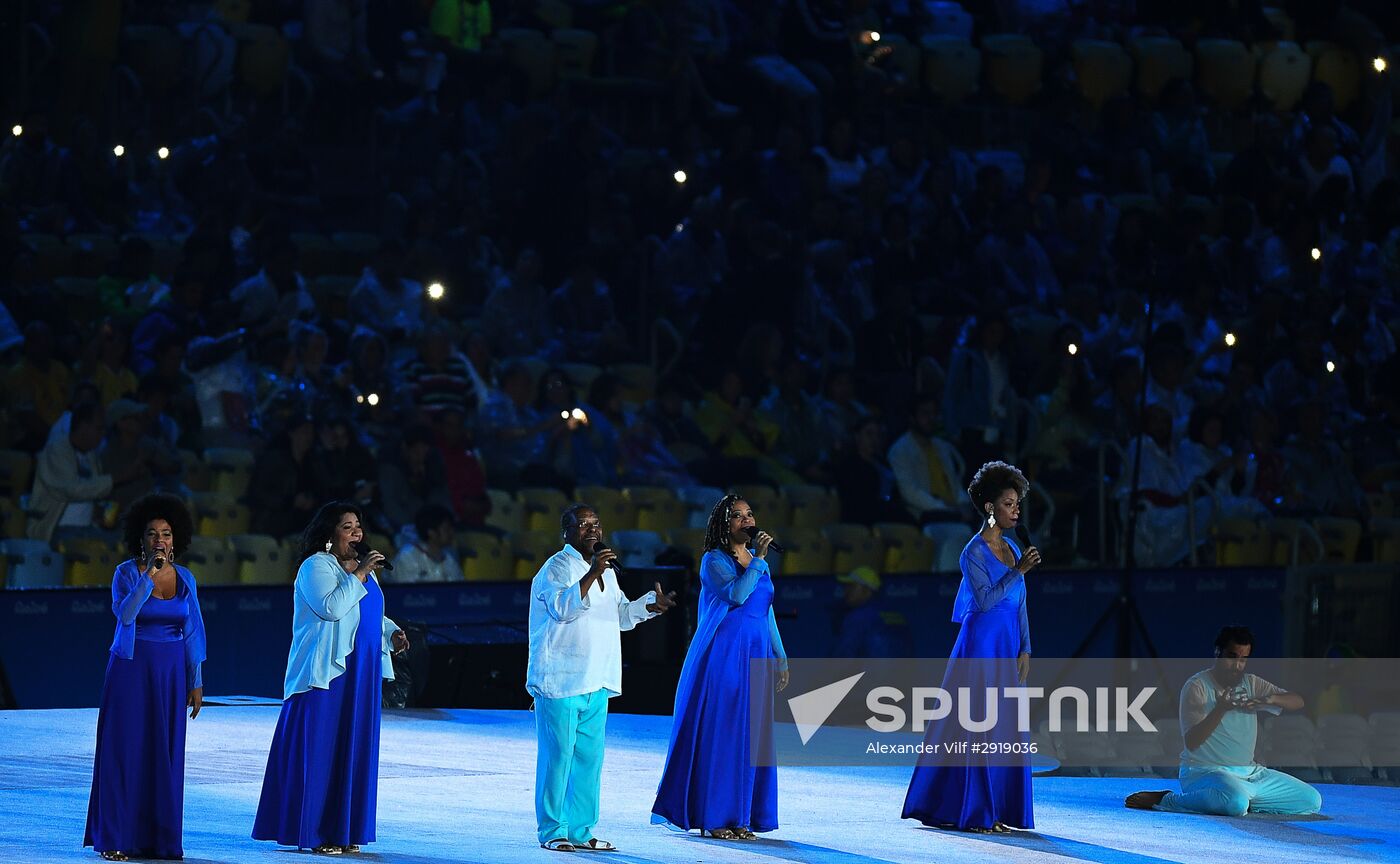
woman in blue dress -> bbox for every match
[903,461,1041,833]
[85,493,207,861]
[253,501,409,854]
[652,493,788,840]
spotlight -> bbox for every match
[1375,57,1388,73]
[11,125,21,137]
[367,393,380,406]
[869,31,882,42]
[426,282,445,301]
[673,170,687,184]
[1066,343,1078,355]
[113,144,125,157]
[560,411,570,420]
[1310,247,1322,261]
[1224,332,1236,347]
[157,146,170,160]
[1325,361,1336,374]
[356,394,366,404]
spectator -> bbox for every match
[308,414,378,506]
[388,504,461,583]
[831,415,907,525]
[888,392,962,524]
[1119,404,1214,567]
[5,321,75,449]
[1281,401,1366,519]
[248,416,320,536]
[832,566,905,658]
[100,398,176,509]
[476,362,559,490]
[28,401,124,544]
[378,425,454,544]
[403,325,477,418]
[432,406,490,528]
[942,312,1016,470]
[88,320,139,407]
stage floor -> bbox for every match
[3,706,1396,864]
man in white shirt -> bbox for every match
[387,504,460,583]
[1125,625,1321,817]
[527,504,677,852]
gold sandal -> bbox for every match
[702,828,739,840]
[99,853,129,862]
[312,845,344,855]
[734,828,757,840]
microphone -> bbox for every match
[747,526,785,554]
[352,540,394,571]
[591,541,623,576]
[1015,524,1032,565]
[153,552,166,570]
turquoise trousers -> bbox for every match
[534,690,609,845]
[1158,766,1322,816]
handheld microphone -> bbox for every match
[352,540,394,571]
[1014,525,1032,565]
[747,526,785,554]
[153,552,166,570]
[591,541,623,576]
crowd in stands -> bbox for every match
[2,0,1399,586]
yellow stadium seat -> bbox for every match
[1072,39,1132,109]
[577,486,636,530]
[1211,517,1271,566]
[665,527,708,570]
[0,450,34,496]
[1258,42,1311,111]
[1129,37,1192,99]
[461,533,512,581]
[552,28,598,78]
[735,486,790,532]
[510,530,564,580]
[193,492,251,537]
[1262,7,1295,41]
[921,36,980,104]
[229,533,292,584]
[233,23,290,98]
[607,363,658,404]
[873,522,936,572]
[179,449,211,492]
[205,447,255,498]
[61,537,125,586]
[517,487,572,531]
[783,484,840,530]
[559,362,603,392]
[1312,45,1360,112]
[1372,518,1400,563]
[1312,517,1362,563]
[1268,518,1324,566]
[485,489,526,534]
[777,532,833,575]
[1195,39,1257,110]
[823,523,886,573]
[981,34,1043,105]
[0,497,26,538]
[624,487,687,532]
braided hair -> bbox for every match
[702,493,743,552]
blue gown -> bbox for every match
[85,594,192,859]
[253,578,383,848]
[902,534,1033,831]
[652,551,781,833]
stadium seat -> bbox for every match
[1072,40,1133,109]
[1257,41,1312,111]
[2,538,64,588]
[484,489,526,535]
[921,36,980,104]
[1372,517,1400,563]
[1268,518,1324,565]
[60,536,124,586]
[609,529,666,567]
[0,450,34,496]
[783,485,840,530]
[1211,517,1271,566]
[509,530,563,580]
[185,536,239,586]
[229,533,291,584]
[674,485,724,528]
[737,487,790,532]
[577,486,636,530]
[205,447,255,498]
[1311,44,1361,112]
[517,487,572,532]
[1261,6,1296,41]
[233,23,290,98]
[179,449,211,492]
[552,29,599,78]
[607,363,658,404]
[873,522,936,572]
[0,497,26,539]
[194,493,251,537]
[559,361,603,392]
[664,527,708,569]
[1129,37,1192,99]
[625,487,687,533]
[460,532,512,581]
[775,532,832,575]
[1195,39,1257,110]
[924,2,973,40]
[1312,517,1362,563]
[981,34,1043,105]
[823,523,885,573]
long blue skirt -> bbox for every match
[652,579,777,832]
[84,640,188,859]
[902,605,1033,830]
[253,583,383,848]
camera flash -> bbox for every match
[1224,332,1236,347]
[1066,343,1078,355]
[1310,247,1321,261]
[367,393,380,406]
[11,125,21,137]
[1375,57,1387,73]
[426,282,445,301]
[1325,361,1336,374]
[113,144,125,157]
[673,170,687,184]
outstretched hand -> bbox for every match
[646,582,678,614]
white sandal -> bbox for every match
[541,838,576,852]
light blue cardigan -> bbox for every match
[109,559,207,692]
[283,552,399,699]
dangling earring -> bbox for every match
[325,541,333,553]
[986,508,995,528]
